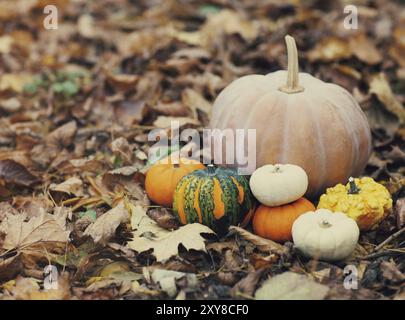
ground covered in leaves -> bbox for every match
[0,0,405,300]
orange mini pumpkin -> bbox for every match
[252,197,315,242]
[145,157,204,207]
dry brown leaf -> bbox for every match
[49,177,84,197]
[114,100,148,126]
[128,203,214,262]
[110,137,134,165]
[0,209,70,250]
[182,88,212,115]
[231,268,267,298]
[152,101,190,117]
[0,73,32,93]
[0,35,13,54]
[369,73,405,124]
[84,200,129,245]
[0,159,39,187]
[229,226,287,255]
[4,274,71,300]
[147,208,179,230]
[153,116,200,128]
[255,272,329,300]
[349,33,382,65]
[380,260,405,282]
[395,198,405,229]
[308,37,351,62]
[0,254,22,282]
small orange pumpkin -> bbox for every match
[252,197,315,242]
[145,157,204,207]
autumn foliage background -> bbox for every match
[0,0,404,300]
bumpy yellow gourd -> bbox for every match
[317,177,392,231]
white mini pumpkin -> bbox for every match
[292,209,359,261]
[249,164,308,206]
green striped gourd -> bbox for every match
[173,165,255,234]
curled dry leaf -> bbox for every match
[229,226,288,256]
[0,253,22,282]
[231,268,267,298]
[147,208,179,230]
[110,137,134,165]
[369,73,405,124]
[150,268,197,297]
[395,198,405,229]
[0,159,39,187]
[380,260,405,283]
[152,101,190,117]
[84,200,129,245]
[49,177,84,197]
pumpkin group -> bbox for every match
[145,156,204,207]
[173,165,255,234]
[317,177,392,231]
[252,197,315,242]
[209,35,372,197]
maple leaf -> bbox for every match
[0,209,70,250]
[127,203,214,262]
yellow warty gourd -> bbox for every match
[317,177,392,231]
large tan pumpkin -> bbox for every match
[209,35,372,197]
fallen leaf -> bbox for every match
[84,200,129,245]
[380,260,405,283]
[0,159,39,187]
[153,116,199,128]
[231,268,266,298]
[0,35,13,54]
[152,101,190,117]
[229,226,288,255]
[0,73,32,93]
[128,203,214,262]
[308,37,351,62]
[0,253,22,282]
[369,73,405,124]
[50,177,84,197]
[0,209,70,250]
[182,88,212,115]
[395,198,405,229]
[255,272,329,300]
[147,208,179,230]
[150,268,197,297]
[349,33,382,65]
[4,274,71,300]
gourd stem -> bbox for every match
[319,219,332,228]
[207,164,216,176]
[348,177,361,194]
[278,35,304,94]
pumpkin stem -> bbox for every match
[278,35,304,94]
[319,219,332,229]
[207,164,216,176]
[348,177,361,194]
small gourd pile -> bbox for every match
[145,158,255,235]
[249,164,315,242]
